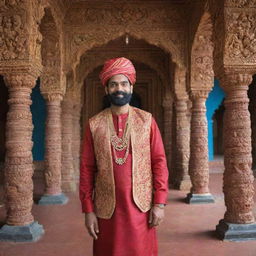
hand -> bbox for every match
[85,212,99,240]
[149,205,165,228]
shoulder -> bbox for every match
[89,108,109,123]
[131,106,152,120]
[89,108,110,131]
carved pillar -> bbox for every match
[0,74,44,242]
[216,73,256,241]
[61,97,76,192]
[72,102,82,182]
[162,97,173,185]
[186,90,214,204]
[38,93,68,205]
[174,96,191,190]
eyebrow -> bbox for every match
[109,81,129,84]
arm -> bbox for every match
[79,124,99,239]
[148,118,169,228]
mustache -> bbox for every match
[111,91,128,96]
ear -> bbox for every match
[105,86,109,95]
[130,85,133,94]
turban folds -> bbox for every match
[99,57,136,86]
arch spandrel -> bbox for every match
[190,11,214,91]
[39,3,66,96]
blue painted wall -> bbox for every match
[31,81,46,161]
[206,79,225,160]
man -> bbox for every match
[80,57,169,256]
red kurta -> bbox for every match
[80,112,168,256]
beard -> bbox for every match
[107,91,132,106]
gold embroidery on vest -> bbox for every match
[90,107,152,219]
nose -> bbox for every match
[116,83,123,90]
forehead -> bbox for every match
[108,74,129,83]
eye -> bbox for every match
[121,81,129,87]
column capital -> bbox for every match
[190,90,209,100]
[220,71,253,91]
[42,92,64,102]
[3,73,37,89]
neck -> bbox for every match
[110,104,130,115]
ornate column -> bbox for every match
[174,95,191,190]
[72,102,82,182]
[0,74,44,242]
[61,95,76,192]
[186,90,214,204]
[216,72,256,241]
[162,96,173,179]
[38,93,68,205]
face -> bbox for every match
[105,74,133,106]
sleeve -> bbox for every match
[79,123,97,213]
[150,117,169,205]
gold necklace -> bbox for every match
[108,108,131,165]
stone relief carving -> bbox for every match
[66,4,184,28]
[225,11,256,64]
[0,12,28,60]
[84,7,148,26]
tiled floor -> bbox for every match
[0,173,256,256]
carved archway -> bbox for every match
[64,2,187,71]
[72,31,182,73]
[75,35,170,93]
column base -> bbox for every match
[38,193,68,205]
[0,221,44,242]
[216,219,256,241]
[186,193,215,204]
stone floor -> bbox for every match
[0,173,256,256]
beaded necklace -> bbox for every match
[108,108,131,165]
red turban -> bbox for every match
[99,57,136,86]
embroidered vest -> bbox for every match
[89,107,152,219]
